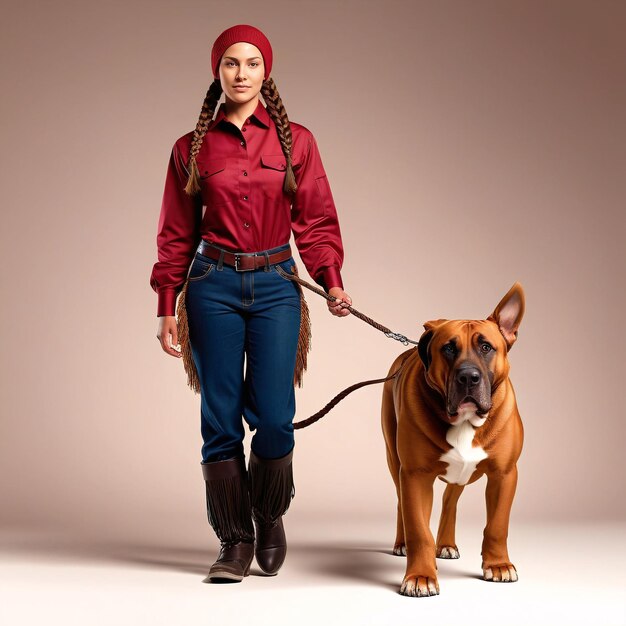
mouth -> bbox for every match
[447,396,489,418]
[233,85,250,89]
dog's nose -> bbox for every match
[455,365,481,388]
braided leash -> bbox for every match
[276,266,420,346]
[275,267,421,429]
[292,349,417,429]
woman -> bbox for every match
[150,24,351,583]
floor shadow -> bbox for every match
[1,535,211,576]
[0,533,481,587]
[316,542,486,585]
[283,541,406,591]
[0,533,403,589]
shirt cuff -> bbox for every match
[317,266,343,293]
[157,288,177,317]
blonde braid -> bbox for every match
[184,79,223,196]
[261,78,297,196]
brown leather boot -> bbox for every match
[248,447,295,576]
[201,456,255,582]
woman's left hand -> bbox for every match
[327,287,352,317]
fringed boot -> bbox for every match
[201,456,255,582]
[248,447,295,575]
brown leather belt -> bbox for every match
[198,240,292,271]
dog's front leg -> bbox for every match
[481,465,519,582]
[398,468,439,597]
[436,483,465,559]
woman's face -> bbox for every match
[218,42,265,104]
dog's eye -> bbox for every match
[480,343,493,353]
[442,344,456,356]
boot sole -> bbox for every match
[207,572,245,582]
[257,565,283,576]
[207,566,251,583]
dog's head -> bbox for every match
[417,282,525,427]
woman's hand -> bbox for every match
[157,315,182,357]
[327,287,352,317]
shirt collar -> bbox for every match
[209,99,270,131]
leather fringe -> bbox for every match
[176,278,201,394]
[203,466,255,544]
[248,451,295,523]
[176,261,312,394]
[291,264,312,388]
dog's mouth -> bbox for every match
[447,396,490,418]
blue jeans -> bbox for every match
[185,242,301,463]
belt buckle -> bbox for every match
[234,253,255,272]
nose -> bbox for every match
[455,365,481,389]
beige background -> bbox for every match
[1,0,624,552]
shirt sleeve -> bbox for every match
[290,131,345,292]
[149,141,203,316]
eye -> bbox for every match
[442,343,456,356]
[250,62,259,67]
[480,343,493,353]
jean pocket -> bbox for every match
[188,256,215,282]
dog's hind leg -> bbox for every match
[436,483,465,559]
[381,374,405,555]
[391,492,405,555]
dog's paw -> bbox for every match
[400,575,440,597]
[482,562,518,582]
[436,545,460,559]
[393,543,406,556]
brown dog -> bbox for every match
[381,282,525,597]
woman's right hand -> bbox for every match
[157,315,182,358]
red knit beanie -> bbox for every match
[211,24,273,80]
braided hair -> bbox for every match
[184,77,298,197]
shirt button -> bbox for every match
[240,140,245,146]
[242,127,247,132]
[243,222,250,228]
[243,195,248,200]
[243,170,248,176]
[246,119,251,125]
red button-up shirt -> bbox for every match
[149,99,345,316]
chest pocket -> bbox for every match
[260,154,287,171]
[197,158,227,179]
[259,154,288,204]
[196,157,231,209]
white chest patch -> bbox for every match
[439,414,488,485]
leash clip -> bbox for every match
[385,331,419,346]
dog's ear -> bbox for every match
[423,318,448,332]
[417,328,434,370]
[418,319,447,370]
[487,282,525,351]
